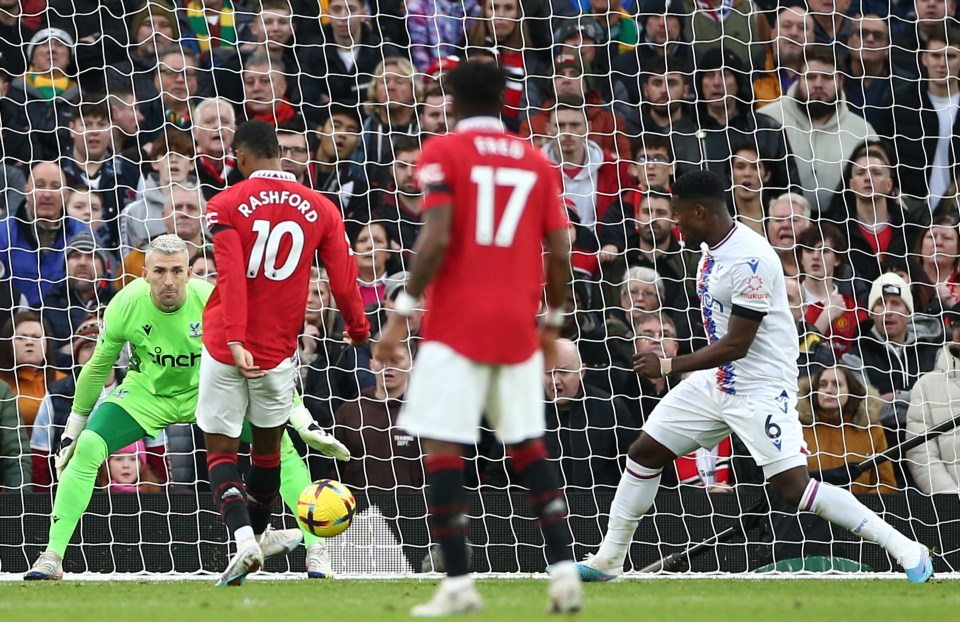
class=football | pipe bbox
[296,479,357,537]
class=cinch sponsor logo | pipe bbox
[147,347,201,368]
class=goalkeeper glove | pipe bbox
[55,413,89,479]
[289,406,351,462]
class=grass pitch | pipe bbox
[1,578,955,621]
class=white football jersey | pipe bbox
[695,223,800,397]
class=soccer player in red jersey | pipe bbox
[374,61,581,616]
[197,120,370,586]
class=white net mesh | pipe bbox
[0,0,959,577]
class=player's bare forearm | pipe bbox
[672,314,761,374]
[543,228,572,310]
[405,205,452,298]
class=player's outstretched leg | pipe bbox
[775,468,932,583]
[276,431,328,578]
[412,448,483,617]
[577,433,674,582]
[508,439,581,613]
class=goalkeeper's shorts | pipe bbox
[100,381,198,439]
[643,369,808,479]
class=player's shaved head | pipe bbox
[447,60,507,120]
[672,170,727,211]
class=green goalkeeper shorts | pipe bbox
[99,383,199,439]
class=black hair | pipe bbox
[672,170,726,208]
[233,120,280,159]
[446,60,506,118]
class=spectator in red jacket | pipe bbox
[541,97,629,230]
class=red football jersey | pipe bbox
[417,117,568,364]
[203,170,369,369]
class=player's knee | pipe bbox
[72,431,109,468]
[627,433,674,470]
[768,468,811,508]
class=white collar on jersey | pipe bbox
[455,116,505,133]
[249,169,297,181]
[708,222,739,251]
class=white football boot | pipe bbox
[306,542,334,579]
[257,526,303,559]
[411,576,483,617]
[24,551,64,581]
[216,539,264,587]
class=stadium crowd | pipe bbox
[1,0,960,500]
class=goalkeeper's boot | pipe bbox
[24,551,63,581]
[575,553,622,582]
[904,545,934,583]
[411,575,483,617]
[547,561,583,614]
[257,526,303,559]
[216,539,263,587]
[306,542,334,579]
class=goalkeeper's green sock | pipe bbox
[47,431,110,557]
[278,432,322,547]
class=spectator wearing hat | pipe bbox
[0,371,29,490]
[758,45,877,213]
[843,273,943,432]
[4,27,77,161]
[906,303,960,494]
[692,49,798,194]
[464,0,548,131]
[679,0,771,70]
[0,162,91,308]
[43,232,115,361]
[541,98,629,230]
[298,0,406,125]
[753,5,815,107]
[29,316,118,488]
[407,0,480,73]
[554,18,614,99]
[520,52,630,158]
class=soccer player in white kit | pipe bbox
[577,170,933,582]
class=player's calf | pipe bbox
[424,453,470,577]
[245,452,281,534]
[208,452,253,540]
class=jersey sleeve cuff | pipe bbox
[731,304,767,322]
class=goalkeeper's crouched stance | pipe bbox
[24,235,349,581]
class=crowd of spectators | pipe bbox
[0,0,959,501]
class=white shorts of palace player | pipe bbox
[196,347,297,438]
[643,369,808,479]
[399,341,546,444]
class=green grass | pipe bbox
[1,578,956,621]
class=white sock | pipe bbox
[800,479,920,568]
[442,574,475,590]
[234,526,255,544]
[595,458,661,570]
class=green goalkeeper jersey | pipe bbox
[73,278,215,416]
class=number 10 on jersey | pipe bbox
[246,219,306,281]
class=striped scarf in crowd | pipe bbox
[186,0,237,52]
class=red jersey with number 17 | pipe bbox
[417,117,568,365]
[203,170,369,369]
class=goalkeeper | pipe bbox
[25,235,347,581]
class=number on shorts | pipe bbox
[764,414,782,439]
[247,220,305,281]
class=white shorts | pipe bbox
[196,347,296,438]
[643,370,808,479]
[398,341,545,445]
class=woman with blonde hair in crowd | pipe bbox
[799,365,898,494]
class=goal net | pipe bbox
[0,0,959,578]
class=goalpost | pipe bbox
[1,0,959,578]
